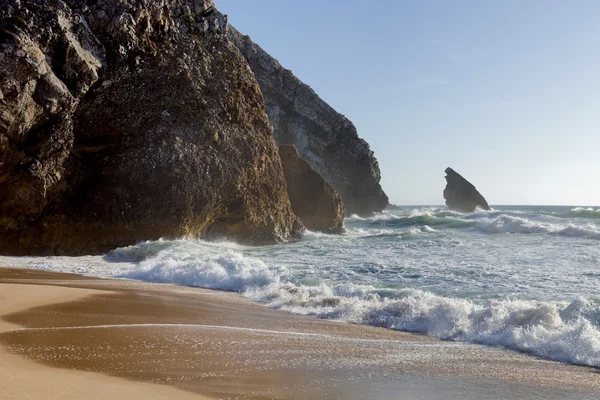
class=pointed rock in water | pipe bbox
[279,145,345,234]
[228,27,388,217]
[0,0,303,255]
[443,168,490,213]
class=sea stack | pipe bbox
[279,145,345,234]
[228,27,388,216]
[0,0,303,255]
[443,168,490,212]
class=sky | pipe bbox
[217,0,600,206]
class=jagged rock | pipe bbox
[279,144,344,234]
[0,0,303,255]
[228,27,388,216]
[443,168,490,213]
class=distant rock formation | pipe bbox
[443,168,490,213]
[0,0,303,255]
[279,145,344,234]
[228,27,388,216]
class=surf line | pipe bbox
[8,323,434,345]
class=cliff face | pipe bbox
[0,0,303,255]
[228,27,388,216]
[443,168,490,213]
[279,144,344,234]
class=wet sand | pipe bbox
[1,267,599,399]
[0,269,208,399]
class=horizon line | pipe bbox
[388,204,599,207]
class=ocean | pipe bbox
[2,206,600,368]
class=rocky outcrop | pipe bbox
[0,0,303,255]
[228,27,388,216]
[278,144,344,234]
[443,168,490,212]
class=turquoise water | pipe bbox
[2,206,600,367]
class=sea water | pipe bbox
[2,206,600,367]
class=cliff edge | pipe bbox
[443,168,490,213]
[0,0,303,255]
[228,27,388,216]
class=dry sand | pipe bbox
[1,267,599,399]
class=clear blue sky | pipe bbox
[217,0,600,206]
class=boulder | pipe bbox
[443,168,490,212]
[0,0,303,255]
[279,145,344,234]
[229,27,388,216]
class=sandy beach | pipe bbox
[1,267,599,400]
[0,269,208,400]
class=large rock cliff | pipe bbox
[228,27,388,216]
[279,144,344,234]
[0,0,303,255]
[443,168,490,213]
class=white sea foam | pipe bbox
[344,227,401,239]
[569,207,600,219]
[346,214,367,221]
[483,215,551,234]
[125,249,277,291]
[558,225,600,239]
[482,215,600,239]
[3,205,600,369]
[115,244,600,367]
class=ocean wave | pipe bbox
[106,239,180,262]
[5,205,600,369]
[106,238,248,263]
[355,214,476,230]
[123,248,277,291]
[482,215,550,234]
[568,207,600,219]
[119,245,600,367]
[347,208,524,233]
[347,209,438,222]
[251,286,600,367]
[558,225,600,240]
[301,230,340,241]
[343,225,437,240]
[482,215,600,239]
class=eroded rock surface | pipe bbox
[229,27,388,216]
[443,168,490,213]
[0,0,303,255]
[279,144,344,234]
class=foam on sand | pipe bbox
[119,244,600,367]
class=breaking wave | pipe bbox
[483,215,600,239]
[353,208,600,240]
[568,207,600,219]
[118,242,600,367]
[348,210,477,230]
[3,205,600,370]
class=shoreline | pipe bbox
[1,267,599,399]
[0,269,210,400]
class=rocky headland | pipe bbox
[228,27,389,216]
[0,0,304,255]
[443,167,490,212]
[279,144,344,234]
